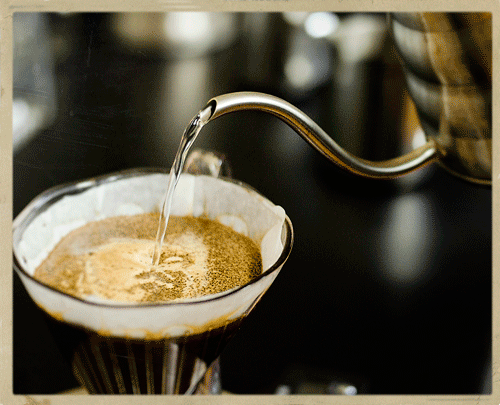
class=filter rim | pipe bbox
[12,168,293,309]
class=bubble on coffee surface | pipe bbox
[33,213,262,304]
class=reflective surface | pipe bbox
[205,91,440,178]
[390,13,492,185]
[12,12,491,395]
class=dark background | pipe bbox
[13,13,491,395]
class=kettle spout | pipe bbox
[205,92,439,179]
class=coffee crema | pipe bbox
[33,213,262,304]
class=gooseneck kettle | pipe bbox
[204,13,492,186]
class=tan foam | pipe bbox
[33,214,262,303]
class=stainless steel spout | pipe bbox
[205,92,439,180]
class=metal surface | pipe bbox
[12,12,491,395]
[390,13,492,185]
[207,91,439,178]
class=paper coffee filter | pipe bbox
[16,173,171,273]
[14,171,290,338]
[192,175,287,270]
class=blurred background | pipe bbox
[13,12,491,395]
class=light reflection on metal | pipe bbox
[111,13,239,58]
[282,12,309,27]
[284,55,316,90]
[411,127,427,150]
[163,12,212,46]
[304,12,340,39]
[378,193,438,287]
[13,13,56,152]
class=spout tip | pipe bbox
[199,100,216,124]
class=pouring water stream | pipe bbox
[151,91,442,265]
[151,104,214,266]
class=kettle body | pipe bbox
[390,12,491,185]
[202,13,492,186]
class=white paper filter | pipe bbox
[14,172,289,339]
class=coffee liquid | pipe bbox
[26,105,271,394]
[70,319,243,394]
[33,212,263,394]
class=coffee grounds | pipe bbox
[34,214,262,303]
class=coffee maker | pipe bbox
[12,11,492,395]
